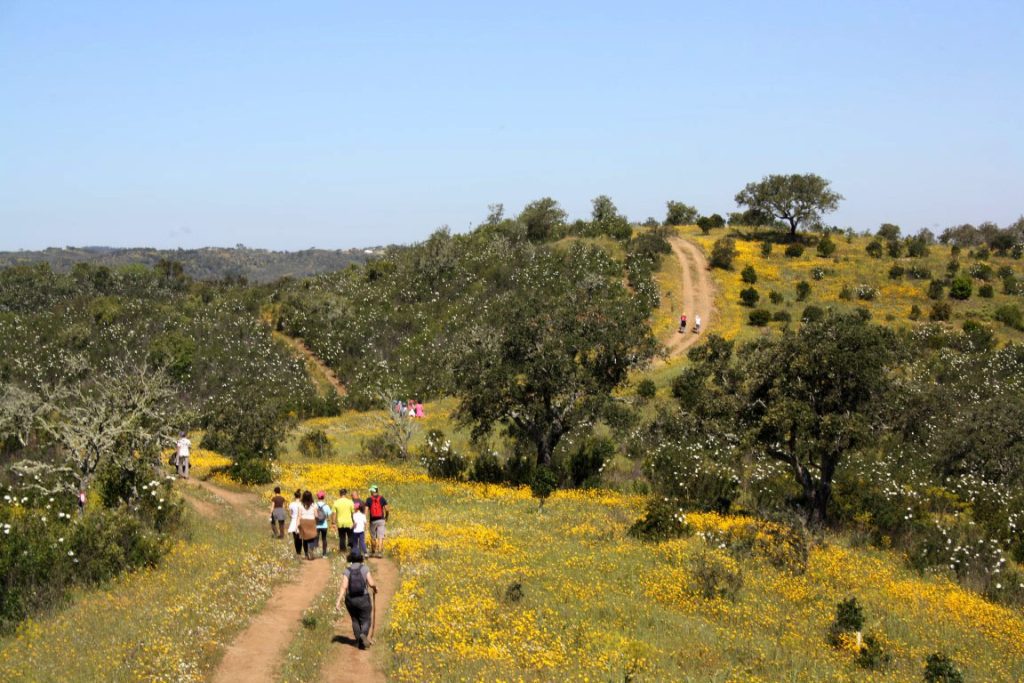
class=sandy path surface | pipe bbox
[661,236,716,360]
[275,332,347,398]
[321,556,399,683]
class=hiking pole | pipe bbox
[370,588,377,644]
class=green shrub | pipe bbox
[768,290,784,304]
[748,309,771,326]
[994,304,1023,330]
[710,236,738,270]
[855,634,892,671]
[827,597,864,646]
[801,305,824,322]
[420,429,467,480]
[569,437,614,487]
[976,245,991,260]
[772,310,791,323]
[816,234,837,257]
[907,265,933,280]
[361,433,402,461]
[979,283,994,298]
[636,378,656,399]
[927,280,945,300]
[760,241,772,257]
[469,450,505,484]
[741,265,757,284]
[739,287,760,307]
[929,302,952,322]
[906,235,930,257]
[839,285,853,300]
[886,239,904,258]
[228,457,274,484]
[671,367,705,408]
[690,548,743,600]
[909,304,921,321]
[855,284,878,301]
[961,320,995,351]
[866,240,883,258]
[298,429,332,459]
[1003,275,1020,295]
[969,263,994,281]
[946,259,960,276]
[628,496,691,541]
[923,653,964,683]
[796,281,811,301]
[888,265,904,279]
[949,275,972,300]
[784,242,805,258]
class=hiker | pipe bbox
[366,485,389,558]
[269,486,287,539]
[315,491,332,557]
[679,314,687,333]
[175,431,191,479]
[415,401,424,419]
[693,314,702,333]
[351,502,367,556]
[76,490,86,517]
[298,490,319,560]
[332,488,355,553]
[335,551,377,650]
[287,489,303,555]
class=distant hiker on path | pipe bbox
[415,401,425,418]
[693,314,702,333]
[679,314,687,333]
[366,485,390,558]
[335,551,378,650]
[269,486,287,539]
[332,488,355,553]
[175,431,191,479]
[298,490,319,560]
[315,491,331,557]
[351,502,367,556]
[287,489,303,556]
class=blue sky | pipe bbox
[1,1,1022,250]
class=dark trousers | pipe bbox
[291,532,302,555]
[345,594,372,642]
[338,527,353,552]
[318,528,328,555]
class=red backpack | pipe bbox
[369,495,384,519]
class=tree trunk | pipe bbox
[788,220,798,239]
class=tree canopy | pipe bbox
[735,173,843,238]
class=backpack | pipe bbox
[315,502,327,523]
[369,495,384,519]
[348,564,367,597]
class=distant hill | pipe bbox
[0,245,382,282]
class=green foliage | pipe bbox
[469,449,504,484]
[636,378,656,399]
[760,240,773,257]
[827,597,864,645]
[709,237,738,270]
[801,305,824,322]
[664,201,698,226]
[855,634,892,671]
[740,265,757,284]
[961,320,995,351]
[748,309,771,326]
[784,242,805,258]
[949,275,973,300]
[519,197,567,242]
[923,653,964,683]
[876,223,901,241]
[772,310,791,323]
[360,433,402,461]
[906,235,930,257]
[530,465,559,508]
[929,302,951,321]
[739,286,760,306]
[909,304,922,321]
[568,436,613,487]
[734,173,843,237]
[690,548,743,600]
[866,240,883,258]
[768,290,784,304]
[906,265,932,279]
[887,239,904,258]
[888,264,904,279]
[816,234,836,257]
[696,213,726,235]
[628,496,691,541]
[795,280,811,301]
[298,429,333,459]
[994,304,1023,330]
[978,283,994,298]
[927,280,945,300]
[420,429,468,480]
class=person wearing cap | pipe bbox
[365,485,390,558]
[315,491,332,557]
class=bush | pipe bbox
[1003,275,1020,295]
[979,283,994,298]
[923,653,964,683]
[907,265,933,280]
[361,433,402,461]
[855,634,892,671]
[826,597,864,646]
[420,429,467,480]
[796,281,811,301]
[748,309,771,326]
[772,310,791,323]
[927,280,945,300]
[636,378,656,399]
[816,234,836,257]
[976,245,991,260]
[946,259,960,276]
[760,241,772,257]
[784,242,805,258]
[740,265,757,284]
[866,240,883,258]
[690,548,743,600]
[887,239,904,258]
[739,287,760,307]
[929,302,952,322]
[909,304,921,321]
[297,429,333,459]
[670,367,705,408]
[838,285,853,300]
[628,496,691,541]
[969,263,994,281]
[469,450,505,484]
[888,265,905,279]
[228,457,274,484]
[994,304,1023,330]
[949,275,973,300]
[768,290,784,304]
[709,236,737,270]
[569,437,614,487]
[855,284,878,301]
[961,320,995,351]
[906,235,930,257]
[801,305,824,323]
[811,266,827,281]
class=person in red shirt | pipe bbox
[365,485,390,558]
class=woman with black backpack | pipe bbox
[335,551,378,649]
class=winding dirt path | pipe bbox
[321,556,399,683]
[275,332,347,398]
[662,236,716,359]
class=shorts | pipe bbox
[370,519,386,540]
[271,508,286,522]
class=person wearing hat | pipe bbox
[365,485,390,558]
[315,491,332,557]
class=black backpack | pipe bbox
[348,564,367,597]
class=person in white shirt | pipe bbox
[287,489,303,556]
[175,432,191,479]
[351,504,367,556]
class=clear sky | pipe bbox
[2,1,1022,250]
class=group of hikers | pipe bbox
[679,312,701,334]
[269,485,390,648]
[392,399,424,418]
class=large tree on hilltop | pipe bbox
[735,173,843,238]
[454,243,657,466]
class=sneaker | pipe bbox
[358,635,368,649]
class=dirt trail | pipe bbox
[275,332,347,398]
[661,236,716,360]
[319,556,399,682]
